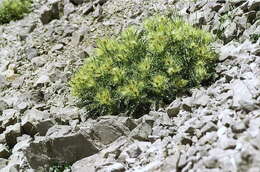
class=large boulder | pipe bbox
[24,126,99,169]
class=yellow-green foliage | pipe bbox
[70,16,217,117]
[0,0,32,24]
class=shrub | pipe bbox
[70,16,217,118]
[0,0,32,24]
[250,33,260,43]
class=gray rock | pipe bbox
[166,99,181,117]
[0,135,5,145]
[96,162,126,172]
[0,158,8,170]
[182,97,192,111]
[46,125,72,137]
[0,75,7,89]
[70,0,84,5]
[0,163,20,172]
[200,122,218,135]
[21,109,50,136]
[71,30,85,47]
[248,0,260,11]
[0,100,8,115]
[51,43,64,52]
[40,0,62,24]
[72,136,130,172]
[129,122,152,141]
[192,89,210,107]
[0,144,10,159]
[25,48,38,59]
[34,75,51,87]
[24,131,99,169]
[16,134,32,143]
[93,4,103,18]
[232,121,247,133]
[0,109,17,129]
[81,3,94,15]
[50,106,80,122]
[232,80,258,111]
[36,119,55,136]
[218,136,236,150]
[223,22,237,43]
[204,157,219,169]
[71,154,104,172]
[64,2,75,16]
[4,123,22,147]
[92,118,130,145]
[119,141,151,161]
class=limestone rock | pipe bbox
[4,123,22,147]
[40,0,63,24]
[21,109,50,136]
[91,117,130,145]
[0,144,10,159]
[24,130,99,169]
[232,80,258,111]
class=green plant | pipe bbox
[250,33,260,43]
[70,16,217,118]
[49,163,71,172]
[0,0,32,24]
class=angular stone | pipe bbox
[21,109,50,136]
[223,22,237,43]
[193,90,210,107]
[0,75,7,89]
[129,122,152,141]
[36,119,55,136]
[232,80,258,111]
[0,144,10,159]
[4,123,22,147]
[166,99,181,117]
[40,0,62,24]
[200,122,218,135]
[64,2,75,16]
[92,118,130,145]
[24,131,99,169]
[231,121,247,133]
[182,97,192,111]
[0,163,20,172]
[70,0,84,5]
[0,109,17,129]
[71,30,85,47]
[248,0,260,11]
[0,100,8,115]
[72,137,130,172]
[95,162,126,172]
[34,75,51,87]
[0,158,8,170]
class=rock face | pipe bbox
[0,0,260,171]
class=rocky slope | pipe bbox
[0,0,259,171]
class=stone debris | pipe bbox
[0,0,259,171]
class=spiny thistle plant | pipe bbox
[0,0,32,24]
[70,16,217,118]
